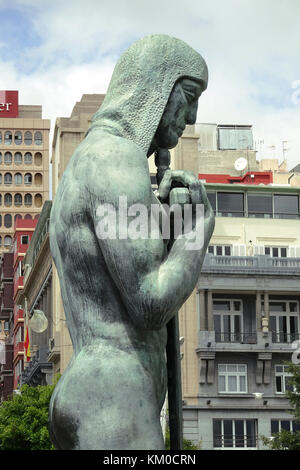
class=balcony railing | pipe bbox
[203,254,300,275]
[14,341,24,361]
[214,435,258,449]
[215,332,257,344]
[271,332,300,344]
[14,308,24,328]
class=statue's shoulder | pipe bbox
[76,130,150,202]
[84,129,146,165]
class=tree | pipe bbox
[262,363,300,450]
[0,378,59,450]
[164,426,201,450]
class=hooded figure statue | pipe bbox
[49,34,214,450]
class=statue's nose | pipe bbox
[185,102,198,125]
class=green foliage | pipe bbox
[262,363,300,450]
[164,426,201,450]
[261,430,300,450]
[0,374,60,450]
[285,363,300,421]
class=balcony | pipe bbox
[20,346,52,386]
[13,341,24,361]
[271,332,300,344]
[14,308,24,329]
[202,254,300,276]
[13,276,24,299]
[215,332,257,344]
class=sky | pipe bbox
[0,0,299,174]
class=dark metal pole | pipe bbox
[166,314,183,450]
[155,149,183,450]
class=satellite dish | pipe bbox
[234,157,247,171]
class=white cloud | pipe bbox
[2,0,300,170]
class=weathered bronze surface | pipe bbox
[49,34,214,450]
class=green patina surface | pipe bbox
[48,34,214,450]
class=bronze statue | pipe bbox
[49,34,214,450]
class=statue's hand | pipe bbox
[157,169,201,205]
[158,169,215,243]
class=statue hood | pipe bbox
[88,34,208,154]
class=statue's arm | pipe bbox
[88,145,214,330]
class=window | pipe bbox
[24,173,32,184]
[34,193,42,207]
[0,152,2,163]
[0,236,2,246]
[4,214,12,228]
[0,215,1,226]
[14,152,22,165]
[14,173,22,185]
[248,193,272,218]
[24,152,32,164]
[265,246,287,258]
[34,173,42,185]
[217,192,244,217]
[15,214,22,221]
[0,194,2,205]
[269,301,299,343]
[213,419,257,448]
[24,194,32,206]
[0,174,2,184]
[4,235,11,246]
[21,235,29,245]
[16,326,23,344]
[34,131,42,145]
[207,192,216,213]
[24,131,32,145]
[34,152,42,166]
[218,125,253,150]
[4,152,12,164]
[274,194,299,219]
[271,420,300,434]
[4,131,12,145]
[208,245,231,256]
[14,131,22,145]
[15,359,23,382]
[14,193,22,206]
[0,132,2,143]
[24,214,32,219]
[275,365,294,394]
[218,364,247,393]
[4,173,12,184]
[4,193,12,206]
[213,299,242,342]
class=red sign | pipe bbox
[0,91,18,118]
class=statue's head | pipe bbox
[89,35,208,154]
[149,77,204,154]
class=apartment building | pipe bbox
[12,218,37,390]
[0,253,13,400]
[18,201,53,387]
[180,182,300,449]
[0,90,50,253]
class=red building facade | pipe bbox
[12,218,37,390]
[0,218,37,399]
[198,171,273,185]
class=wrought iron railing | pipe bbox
[271,332,300,344]
[213,435,258,448]
[215,332,257,344]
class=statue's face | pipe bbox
[153,78,203,150]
